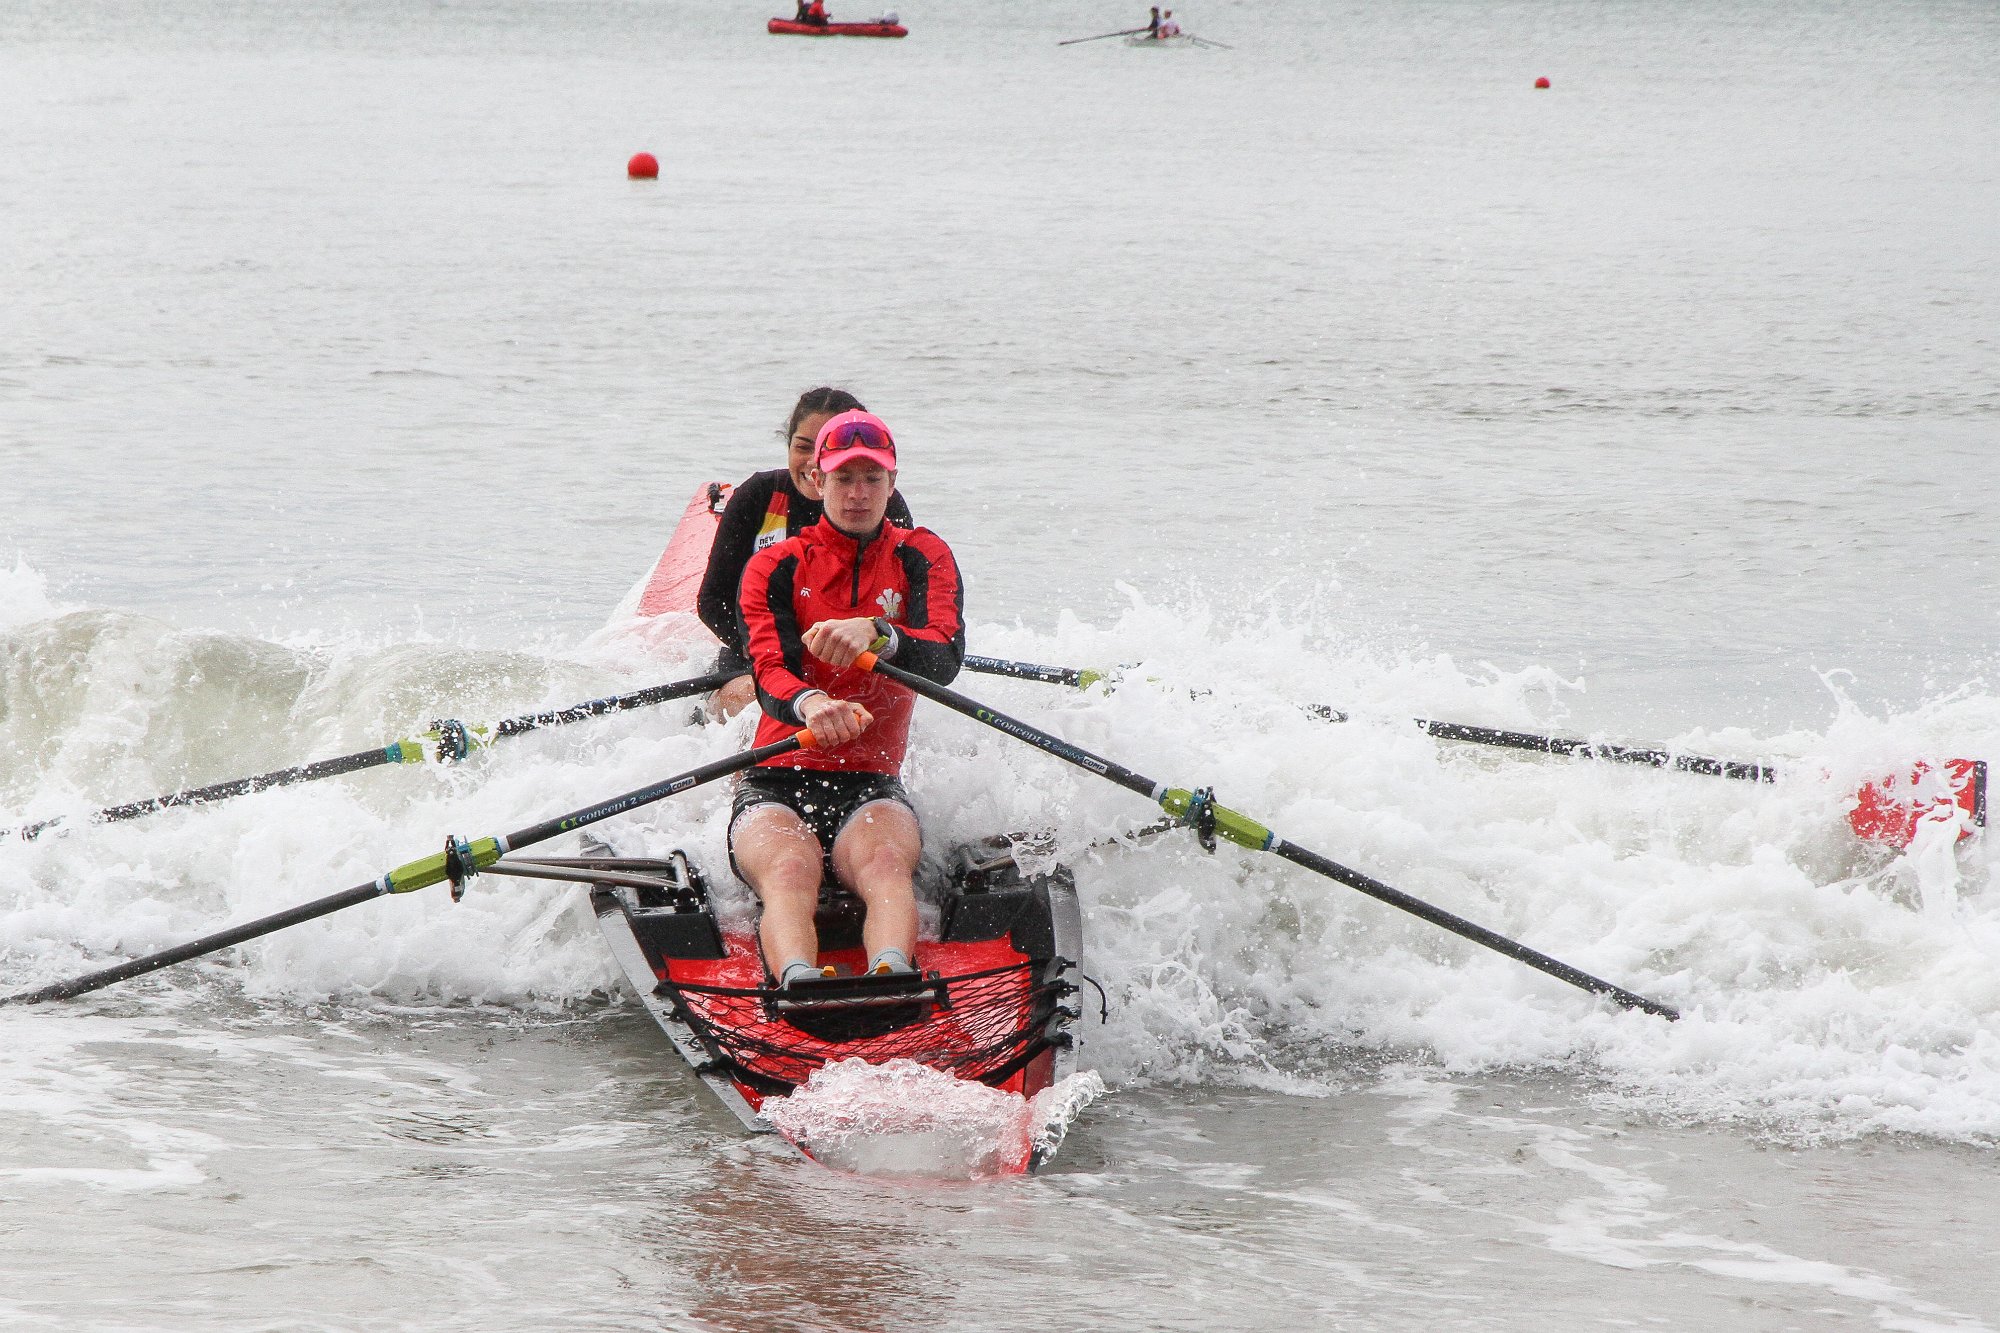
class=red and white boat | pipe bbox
[767,17,908,37]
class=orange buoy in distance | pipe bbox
[628,152,659,179]
[1534,76,1551,89]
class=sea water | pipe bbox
[4,0,1999,1328]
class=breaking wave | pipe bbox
[2,559,1996,1146]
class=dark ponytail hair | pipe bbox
[783,386,866,442]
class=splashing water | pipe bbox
[2,561,1997,1146]
[759,1058,1107,1178]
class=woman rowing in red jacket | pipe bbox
[732,410,964,990]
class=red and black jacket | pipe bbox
[738,518,964,774]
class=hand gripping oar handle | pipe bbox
[0,729,811,1006]
[4,669,739,843]
[861,653,1678,1021]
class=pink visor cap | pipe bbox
[813,410,898,473]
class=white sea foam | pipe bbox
[2,589,1995,1149]
[1368,1068,1997,1332]
[0,560,73,632]
[759,1057,1104,1177]
[0,1012,225,1194]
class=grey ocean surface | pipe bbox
[4,1,1999,1329]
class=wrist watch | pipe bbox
[868,617,894,656]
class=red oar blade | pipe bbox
[1848,759,1988,848]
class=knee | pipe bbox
[754,851,823,898]
[866,842,919,878]
[844,842,918,893]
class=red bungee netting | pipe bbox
[661,960,1073,1096]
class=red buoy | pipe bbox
[1534,76,1551,89]
[627,152,659,179]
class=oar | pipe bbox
[0,727,813,1006]
[962,655,1985,848]
[1301,705,1776,782]
[1189,36,1234,49]
[3,669,736,843]
[864,655,1678,1020]
[1058,26,1149,45]
[964,655,1112,690]
[965,655,1769,779]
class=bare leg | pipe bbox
[830,801,921,964]
[731,804,825,974]
[708,674,758,722]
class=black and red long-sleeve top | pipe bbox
[697,469,912,660]
[738,518,964,774]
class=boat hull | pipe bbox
[591,479,1091,1171]
[588,840,1085,1170]
[768,18,908,37]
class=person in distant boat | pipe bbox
[1158,10,1181,37]
[1145,6,1161,33]
[697,387,913,721]
[802,0,829,25]
[732,410,964,990]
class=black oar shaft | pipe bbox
[500,735,800,852]
[0,883,384,1006]
[6,669,739,843]
[2,733,804,1006]
[1057,26,1146,44]
[1404,717,1774,782]
[492,670,735,739]
[1263,839,1678,1019]
[12,747,404,842]
[964,655,1098,688]
[868,654,1677,1021]
[919,679,1162,803]
[969,656,1772,785]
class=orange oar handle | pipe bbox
[854,650,880,672]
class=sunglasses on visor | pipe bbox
[816,420,896,465]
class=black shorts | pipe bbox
[713,642,751,678]
[727,767,914,880]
